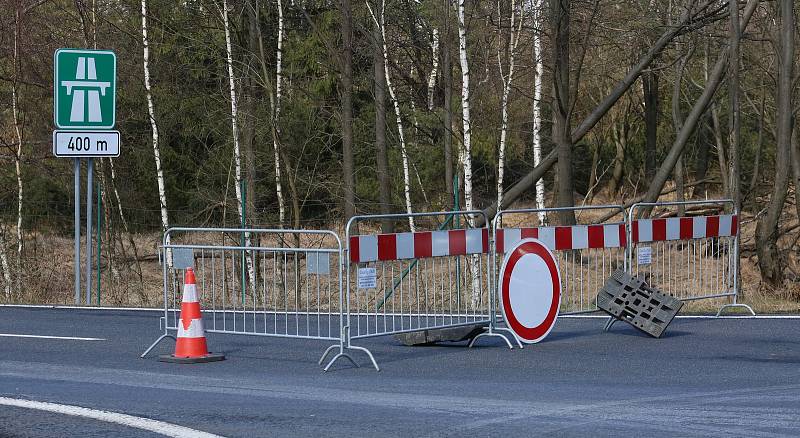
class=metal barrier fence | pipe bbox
[141,202,754,372]
[327,210,518,370]
[493,205,627,316]
[141,227,348,366]
[628,200,754,316]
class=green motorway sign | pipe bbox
[54,49,116,129]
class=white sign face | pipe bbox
[637,246,652,265]
[499,238,561,344]
[357,267,377,289]
[53,130,120,157]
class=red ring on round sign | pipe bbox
[499,238,561,343]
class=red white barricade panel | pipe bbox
[349,229,489,263]
[631,214,738,244]
[495,223,626,253]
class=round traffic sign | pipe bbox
[499,238,561,343]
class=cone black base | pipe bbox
[158,352,225,364]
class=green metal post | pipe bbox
[96,180,102,306]
[454,174,461,302]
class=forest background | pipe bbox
[1,0,799,310]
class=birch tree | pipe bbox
[367,0,415,230]
[140,0,169,240]
[221,0,256,293]
[495,0,523,226]
[531,0,545,222]
[11,7,23,291]
[427,28,439,111]
[456,0,473,217]
[454,0,481,308]
[273,0,286,228]
[0,227,10,299]
[253,0,287,228]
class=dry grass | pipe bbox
[3,191,799,314]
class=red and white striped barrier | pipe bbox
[349,229,489,263]
[495,223,627,253]
[631,214,738,244]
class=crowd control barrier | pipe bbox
[325,210,519,370]
[493,205,628,316]
[142,200,754,372]
[628,200,754,316]
[141,227,350,368]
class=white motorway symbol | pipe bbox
[53,130,120,157]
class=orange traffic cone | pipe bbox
[159,268,225,363]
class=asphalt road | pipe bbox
[0,307,798,437]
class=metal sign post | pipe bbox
[54,48,119,305]
[74,159,81,304]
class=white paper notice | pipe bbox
[637,246,652,265]
[358,267,377,289]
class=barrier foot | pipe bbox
[716,303,756,317]
[603,316,618,332]
[468,328,521,350]
[348,345,380,372]
[318,344,339,366]
[323,352,359,372]
[141,333,176,358]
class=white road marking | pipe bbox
[0,334,105,341]
[0,397,224,438]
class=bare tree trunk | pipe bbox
[608,108,628,196]
[747,82,766,196]
[243,5,259,224]
[443,0,454,208]
[710,104,730,195]
[274,0,286,227]
[790,126,800,226]
[11,8,23,292]
[372,0,392,233]
[692,119,710,198]
[639,0,759,211]
[255,0,286,228]
[427,28,439,111]
[707,36,729,195]
[756,0,794,287]
[482,0,728,225]
[221,0,256,293]
[642,70,658,180]
[140,0,169,240]
[586,140,600,203]
[454,0,480,307]
[551,0,575,226]
[456,0,474,218]
[727,0,741,212]
[571,0,718,144]
[368,1,414,230]
[672,48,688,214]
[495,0,523,224]
[0,226,10,299]
[108,159,143,281]
[340,0,356,220]
[532,0,545,221]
